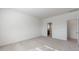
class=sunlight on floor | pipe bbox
[28,45,59,51]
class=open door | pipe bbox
[67,18,78,41]
[67,17,79,45]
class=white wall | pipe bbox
[0,9,79,46]
[42,17,67,40]
[0,9,42,46]
[42,10,79,40]
[67,19,77,39]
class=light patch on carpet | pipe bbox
[28,45,59,51]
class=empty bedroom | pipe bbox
[0,8,79,51]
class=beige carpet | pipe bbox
[0,36,79,51]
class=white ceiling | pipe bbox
[14,8,79,19]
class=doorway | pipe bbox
[67,19,78,42]
[47,23,52,37]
